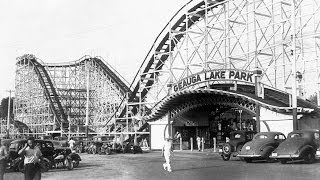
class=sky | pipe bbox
[0,0,189,99]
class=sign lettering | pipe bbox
[173,69,255,92]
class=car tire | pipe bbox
[303,151,315,164]
[40,158,51,172]
[221,154,231,161]
[236,145,243,155]
[244,158,252,163]
[280,159,287,164]
[18,161,24,173]
[66,159,74,170]
[106,148,112,155]
[73,160,79,168]
[222,143,232,155]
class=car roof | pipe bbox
[289,129,320,134]
[10,139,53,144]
[230,130,256,134]
[255,132,284,136]
[254,132,284,137]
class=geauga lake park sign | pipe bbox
[172,69,255,92]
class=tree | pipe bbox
[0,97,14,120]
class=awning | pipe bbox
[142,89,314,122]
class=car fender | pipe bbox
[298,145,315,157]
[260,146,274,158]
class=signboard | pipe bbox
[173,69,255,92]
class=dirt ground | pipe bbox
[4,150,320,180]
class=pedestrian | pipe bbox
[174,131,181,140]
[18,137,43,180]
[69,138,75,150]
[161,138,173,172]
[196,136,201,151]
[0,139,8,180]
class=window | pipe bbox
[256,135,268,139]
[234,134,241,139]
[274,134,285,140]
[315,133,319,140]
[290,133,302,138]
[46,142,53,148]
[278,134,286,140]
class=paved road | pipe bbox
[4,150,320,180]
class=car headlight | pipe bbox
[245,146,250,150]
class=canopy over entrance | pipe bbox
[143,88,316,122]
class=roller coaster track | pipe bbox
[18,56,69,131]
[45,56,130,94]
[18,55,130,133]
[109,0,320,138]
[107,0,216,124]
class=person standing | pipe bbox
[196,136,202,151]
[0,139,8,180]
[161,138,173,172]
[19,137,43,180]
[69,138,75,150]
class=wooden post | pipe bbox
[201,137,204,152]
[190,137,193,151]
[213,137,217,152]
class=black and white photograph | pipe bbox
[0,0,320,179]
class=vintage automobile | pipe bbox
[91,135,115,155]
[50,140,68,149]
[237,132,286,163]
[7,139,53,172]
[270,129,320,164]
[218,130,256,161]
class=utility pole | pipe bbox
[6,90,14,138]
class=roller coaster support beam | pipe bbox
[291,0,298,130]
[253,69,262,132]
[85,60,90,137]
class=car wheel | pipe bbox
[106,148,112,155]
[244,158,252,163]
[40,159,51,172]
[73,160,79,168]
[18,161,24,173]
[303,151,315,164]
[66,159,74,170]
[236,145,243,154]
[221,154,231,161]
[280,159,287,164]
[222,143,232,155]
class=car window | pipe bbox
[18,143,24,150]
[46,142,53,148]
[234,134,241,139]
[256,135,268,139]
[289,133,302,138]
[9,143,16,150]
[246,133,254,139]
[278,134,286,140]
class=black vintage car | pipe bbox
[218,130,256,161]
[7,139,53,172]
[237,132,286,163]
[270,129,320,164]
